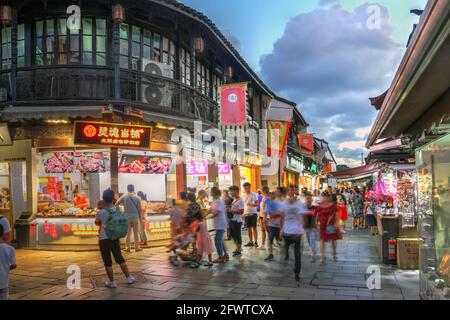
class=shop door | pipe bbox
[0,161,27,240]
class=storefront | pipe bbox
[186,160,209,191]
[13,120,176,249]
[416,134,450,291]
[285,153,303,189]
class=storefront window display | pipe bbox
[239,166,252,188]
[186,160,209,190]
[416,133,450,285]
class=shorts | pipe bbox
[267,226,281,245]
[367,214,376,227]
[99,239,126,267]
[245,215,257,228]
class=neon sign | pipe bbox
[74,121,152,148]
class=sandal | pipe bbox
[213,257,225,264]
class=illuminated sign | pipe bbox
[186,160,208,176]
[74,121,152,148]
[310,163,318,173]
[218,162,231,175]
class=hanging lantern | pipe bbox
[112,4,125,23]
[226,66,233,79]
[194,37,205,54]
[0,5,13,26]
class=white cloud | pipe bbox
[338,140,366,151]
[355,127,371,138]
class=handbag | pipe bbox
[325,214,337,235]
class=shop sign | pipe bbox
[218,162,231,175]
[287,156,303,173]
[119,154,172,174]
[186,160,208,176]
[74,121,152,148]
[310,163,318,173]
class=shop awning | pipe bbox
[0,106,105,121]
[330,163,380,180]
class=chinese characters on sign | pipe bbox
[74,121,152,148]
[218,162,231,175]
[186,161,209,176]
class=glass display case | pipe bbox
[416,133,450,288]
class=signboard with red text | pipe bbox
[74,121,152,149]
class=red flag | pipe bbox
[220,83,247,126]
[298,134,314,153]
[267,121,291,159]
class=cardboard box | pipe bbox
[397,238,422,269]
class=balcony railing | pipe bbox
[16,66,114,101]
[4,66,218,124]
[121,70,219,124]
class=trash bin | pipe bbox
[14,212,37,249]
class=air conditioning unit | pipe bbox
[141,58,173,107]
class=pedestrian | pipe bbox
[223,190,234,241]
[0,214,11,244]
[0,225,16,300]
[207,187,229,263]
[192,211,214,268]
[304,193,319,262]
[116,184,142,252]
[197,189,209,217]
[365,198,378,236]
[279,186,310,282]
[95,189,135,288]
[337,194,348,233]
[258,186,270,251]
[316,193,342,265]
[137,191,148,246]
[351,187,364,229]
[168,197,187,266]
[264,192,282,261]
[242,182,259,248]
[227,186,244,257]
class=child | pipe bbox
[337,195,348,233]
[191,212,214,268]
[0,225,16,300]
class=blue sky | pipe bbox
[179,0,428,166]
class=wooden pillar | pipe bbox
[176,163,186,199]
[208,163,218,188]
[232,164,240,189]
[110,147,119,196]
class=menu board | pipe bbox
[40,151,109,174]
[119,154,172,174]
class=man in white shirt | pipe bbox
[227,186,245,256]
[280,186,310,282]
[242,183,259,248]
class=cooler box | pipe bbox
[397,238,422,269]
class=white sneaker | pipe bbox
[258,245,266,250]
[105,280,117,288]
[127,276,136,285]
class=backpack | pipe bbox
[104,207,129,240]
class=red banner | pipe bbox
[298,134,314,153]
[220,83,247,126]
[267,121,291,159]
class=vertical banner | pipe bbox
[220,82,248,127]
[267,121,291,159]
[298,134,314,154]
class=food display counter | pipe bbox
[31,213,171,249]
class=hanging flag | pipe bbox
[267,120,291,159]
[220,82,248,127]
[298,134,314,153]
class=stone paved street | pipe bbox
[8,228,419,300]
